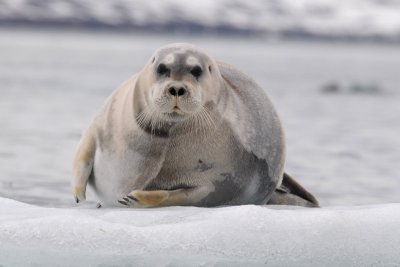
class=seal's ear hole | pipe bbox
[190,66,203,79]
[151,57,155,63]
[208,66,212,73]
[157,64,170,77]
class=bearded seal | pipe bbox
[72,43,319,208]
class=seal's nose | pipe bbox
[168,87,187,97]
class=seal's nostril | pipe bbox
[178,88,186,96]
[168,87,186,97]
[169,87,177,96]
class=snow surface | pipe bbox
[0,197,399,266]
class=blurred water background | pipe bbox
[1,0,400,207]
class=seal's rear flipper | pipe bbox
[267,173,319,207]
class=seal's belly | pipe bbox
[147,129,268,205]
[157,126,236,178]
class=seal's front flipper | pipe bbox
[118,186,212,208]
[119,190,170,208]
[72,126,96,203]
[268,173,319,207]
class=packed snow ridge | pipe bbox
[0,197,399,266]
[1,0,400,41]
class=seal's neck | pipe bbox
[135,117,176,139]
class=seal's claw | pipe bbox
[73,186,86,203]
[118,195,139,207]
[127,195,138,201]
[118,199,128,206]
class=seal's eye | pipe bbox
[157,64,170,77]
[190,66,202,79]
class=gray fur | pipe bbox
[194,160,214,172]
[72,43,318,208]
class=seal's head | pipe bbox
[137,43,221,124]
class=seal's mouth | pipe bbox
[162,106,188,121]
[164,111,184,117]
[167,111,183,117]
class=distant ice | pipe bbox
[1,0,400,40]
[0,197,399,266]
[320,82,386,95]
